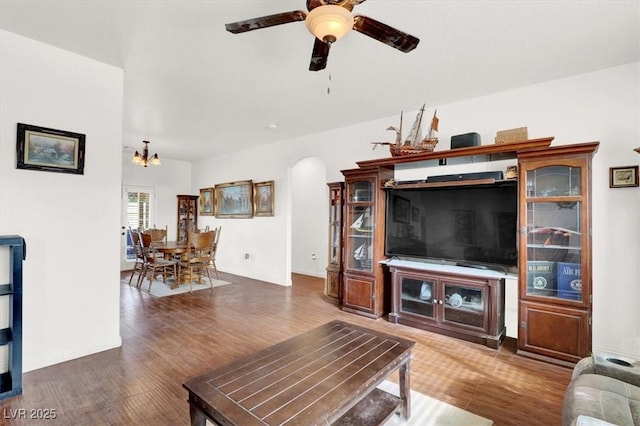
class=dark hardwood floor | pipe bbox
[0,272,572,425]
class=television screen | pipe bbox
[385,181,518,267]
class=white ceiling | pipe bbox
[1,1,638,162]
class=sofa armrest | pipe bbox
[591,353,640,387]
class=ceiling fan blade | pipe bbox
[306,0,323,11]
[353,15,419,53]
[309,38,331,71]
[225,11,306,34]
[307,0,355,12]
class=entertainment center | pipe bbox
[327,137,599,365]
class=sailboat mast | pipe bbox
[412,105,425,146]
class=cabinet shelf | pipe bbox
[527,244,582,250]
[0,328,12,345]
[0,284,12,296]
[357,137,555,168]
[0,235,24,400]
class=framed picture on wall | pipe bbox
[609,165,639,188]
[16,122,86,174]
[253,181,274,217]
[199,188,214,216]
[215,180,253,218]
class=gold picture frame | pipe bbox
[199,188,214,216]
[215,180,253,218]
[254,180,274,217]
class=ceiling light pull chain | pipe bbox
[327,71,331,95]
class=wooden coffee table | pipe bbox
[183,320,415,425]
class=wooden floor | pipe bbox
[0,272,572,425]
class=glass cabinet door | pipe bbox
[525,165,583,301]
[443,283,485,329]
[346,180,374,272]
[399,277,436,319]
[328,184,342,266]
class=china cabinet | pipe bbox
[177,195,199,242]
[341,166,393,318]
[325,182,344,305]
[0,235,25,400]
[517,142,598,366]
[388,261,506,348]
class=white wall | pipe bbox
[0,31,123,371]
[292,157,327,278]
[193,62,640,358]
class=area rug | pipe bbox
[122,277,231,297]
[379,380,493,426]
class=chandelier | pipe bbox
[132,140,161,167]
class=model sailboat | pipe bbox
[372,104,439,156]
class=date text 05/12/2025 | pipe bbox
[3,408,58,420]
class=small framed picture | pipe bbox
[199,188,214,216]
[609,165,639,188]
[254,180,274,217]
[16,123,86,174]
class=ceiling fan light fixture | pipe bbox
[305,5,353,44]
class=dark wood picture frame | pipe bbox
[199,188,214,216]
[253,180,274,217]
[609,165,639,188]
[16,123,85,175]
[215,180,253,218]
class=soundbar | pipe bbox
[426,171,503,183]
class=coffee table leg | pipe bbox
[189,402,207,426]
[398,360,411,419]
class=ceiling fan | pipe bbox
[225,0,420,71]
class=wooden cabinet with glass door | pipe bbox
[517,142,599,366]
[325,182,344,305]
[341,166,393,318]
[177,195,199,242]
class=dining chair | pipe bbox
[179,230,216,293]
[128,228,146,287]
[139,231,178,291]
[210,226,221,279]
[147,225,168,244]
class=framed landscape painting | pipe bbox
[16,123,86,174]
[254,180,274,217]
[215,180,253,218]
[199,188,214,216]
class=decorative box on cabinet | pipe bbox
[387,260,506,349]
[0,235,25,400]
[341,166,393,318]
[177,195,199,242]
[325,182,344,305]
[517,142,598,366]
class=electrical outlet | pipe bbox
[244,253,250,260]
[311,253,317,260]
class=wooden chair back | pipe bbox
[140,232,162,261]
[147,226,167,244]
[131,229,144,260]
[188,230,215,263]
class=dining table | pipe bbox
[151,241,190,288]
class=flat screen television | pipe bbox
[385,181,518,269]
